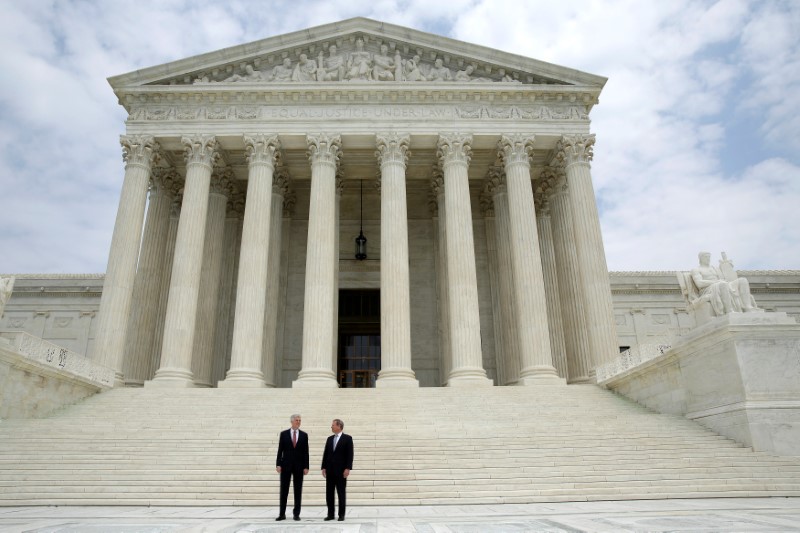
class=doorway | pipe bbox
[338,289,380,388]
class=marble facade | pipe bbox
[2,19,799,392]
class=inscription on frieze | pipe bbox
[129,105,589,122]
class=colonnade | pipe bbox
[93,131,617,388]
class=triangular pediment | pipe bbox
[108,18,606,90]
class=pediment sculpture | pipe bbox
[677,252,761,326]
[190,37,524,86]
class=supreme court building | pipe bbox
[89,17,625,390]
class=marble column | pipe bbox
[332,173,344,376]
[534,182,569,379]
[375,133,419,387]
[543,167,593,383]
[221,135,281,388]
[93,135,159,385]
[498,135,559,383]
[192,168,233,387]
[557,135,619,370]
[149,194,181,382]
[260,168,291,388]
[212,189,244,386]
[436,133,492,387]
[484,168,521,385]
[294,134,341,388]
[149,135,219,387]
[430,170,451,386]
[123,167,179,386]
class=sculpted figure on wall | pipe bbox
[0,276,14,318]
[427,58,452,81]
[271,58,294,82]
[372,44,395,81]
[345,38,372,80]
[182,41,539,85]
[224,64,267,82]
[678,252,760,326]
[292,54,317,82]
[317,45,345,81]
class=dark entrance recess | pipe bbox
[338,289,380,388]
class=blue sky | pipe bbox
[1,0,798,273]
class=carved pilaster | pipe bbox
[210,167,235,197]
[273,166,291,196]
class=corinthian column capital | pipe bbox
[121,135,160,169]
[210,167,235,197]
[556,134,595,167]
[430,166,445,196]
[376,133,411,168]
[150,166,181,199]
[497,134,535,169]
[243,134,281,169]
[306,133,341,170]
[273,166,291,196]
[484,165,506,197]
[182,135,220,168]
[437,133,472,169]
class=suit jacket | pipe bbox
[321,433,353,476]
[276,429,310,472]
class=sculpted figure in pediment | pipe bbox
[372,44,395,81]
[316,44,345,81]
[271,58,294,82]
[345,38,372,80]
[427,58,452,81]
[291,54,317,82]
[403,55,424,81]
[455,65,492,83]
[225,64,267,82]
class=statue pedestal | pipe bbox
[601,312,800,456]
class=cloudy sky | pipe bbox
[1,0,798,274]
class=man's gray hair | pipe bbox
[333,418,344,430]
[290,414,301,423]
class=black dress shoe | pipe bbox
[293,516,300,521]
[338,517,344,521]
[324,516,335,521]
[275,516,286,521]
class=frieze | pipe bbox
[128,104,589,123]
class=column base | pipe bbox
[447,367,494,387]
[519,364,561,381]
[145,367,196,388]
[376,369,419,388]
[218,369,266,388]
[293,368,338,388]
[567,376,595,385]
[516,375,566,386]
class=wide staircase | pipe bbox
[1,385,799,506]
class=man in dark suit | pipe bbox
[321,418,354,521]
[275,414,309,521]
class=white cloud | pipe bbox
[0,0,798,274]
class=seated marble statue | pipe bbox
[679,252,759,325]
[224,64,266,82]
[291,54,317,82]
[0,276,14,317]
[427,58,452,81]
[345,38,372,81]
[270,58,294,82]
[316,45,345,81]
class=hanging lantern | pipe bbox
[355,180,367,260]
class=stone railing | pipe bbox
[596,343,672,383]
[0,332,114,388]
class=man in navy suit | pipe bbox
[321,418,354,521]
[275,414,309,521]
